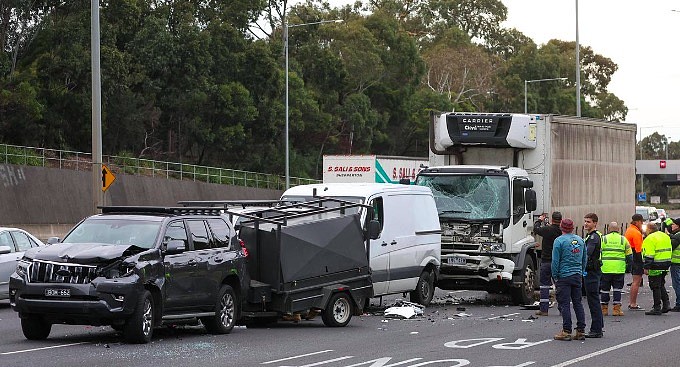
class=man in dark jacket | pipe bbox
[534,211,563,315]
[583,212,604,338]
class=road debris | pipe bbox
[383,300,425,319]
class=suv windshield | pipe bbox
[416,174,510,220]
[63,218,162,249]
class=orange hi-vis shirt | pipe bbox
[625,224,643,253]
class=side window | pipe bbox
[12,232,32,252]
[187,220,210,251]
[207,219,231,249]
[0,231,15,252]
[164,221,188,244]
[367,197,384,236]
[512,180,526,224]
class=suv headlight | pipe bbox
[481,242,506,252]
[16,260,31,278]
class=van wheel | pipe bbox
[123,290,154,344]
[21,315,51,340]
[410,270,434,306]
[322,292,353,327]
[202,285,236,334]
[510,256,535,305]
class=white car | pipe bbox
[0,228,44,299]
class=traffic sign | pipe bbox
[102,164,116,192]
[660,160,667,169]
[637,192,647,202]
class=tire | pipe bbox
[202,285,236,334]
[510,256,536,305]
[123,290,154,344]
[322,292,353,327]
[21,315,51,340]
[410,270,434,306]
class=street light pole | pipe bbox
[284,19,343,190]
[523,77,568,114]
[91,0,103,213]
[575,0,581,117]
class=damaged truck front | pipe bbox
[10,207,249,343]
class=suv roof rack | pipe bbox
[99,206,224,216]
[177,200,282,209]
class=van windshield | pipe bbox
[416,174,510,221]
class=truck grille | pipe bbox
[28,260,98,284]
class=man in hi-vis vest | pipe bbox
[599,222,632,316]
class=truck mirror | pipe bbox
[367,219,381,240]
[164,239,186,254]
[47,237,60,245]
[525,189,537,212]
[399,178,411,185]
[518,179,534,188]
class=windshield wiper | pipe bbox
[440,210,471,214]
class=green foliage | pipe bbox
[0,0,631,181]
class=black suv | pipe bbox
[9,206,249,343]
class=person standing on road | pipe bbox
[552,218,587,341]
[667,218,680,312]
[642,223,672,315]
[599,222,632,316]
[583,213,604,338]
[533,211,563,316]
[625,214,645,310]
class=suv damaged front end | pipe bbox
[10,244,159,326]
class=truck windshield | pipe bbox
[416,174,510,220]
[63,218,161,249]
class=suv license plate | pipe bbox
[447,256,466,265]
[45,288,70,297]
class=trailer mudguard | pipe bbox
[318,284,370,315]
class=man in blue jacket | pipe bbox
[552,218,587,341]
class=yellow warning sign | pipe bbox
[102,164,116,192]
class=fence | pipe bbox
[1,144,319,190]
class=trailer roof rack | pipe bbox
[233,197,372,227]
[99,206,224,216]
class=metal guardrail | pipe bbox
[1,144,319,190]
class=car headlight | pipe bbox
[481,243,506,252]
[16,260,31,278]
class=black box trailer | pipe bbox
[180,198,377,327]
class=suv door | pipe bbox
[162,220,196,311]
[186,219,216,307]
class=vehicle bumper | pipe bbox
[9,273,143,325]
[436,254,515,290]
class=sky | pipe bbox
[313,0,680,142]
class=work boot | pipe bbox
[535,310,549,316]
[612,304,624,316]
[554,329,572,341]
[645,309,663,316]
[601,304,608,316]
[573,329,586,341]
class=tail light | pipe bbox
[239,239,249,257]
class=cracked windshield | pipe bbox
[63,219,162,249]
[417,175,510,220]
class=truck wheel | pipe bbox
[202,285,236,334]
[510,256,536,305]
[410,270,434,306]
[322,292,353,327]
[123,290,154,344]
[21,315,51,340]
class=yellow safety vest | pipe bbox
[642,231,672,276]
[600,232,632,274]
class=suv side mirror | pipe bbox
[525,189,537,212]
[0,245,11,255]
[164,239,186,255]
[47,237,60,245]
[367,219,381,240]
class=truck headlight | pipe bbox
[16,260,31,278]
[481,243,506,252]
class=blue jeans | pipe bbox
[539,261,552,312]
[671,264,680,308]
[555,274,586,332]
[585,272,604,333]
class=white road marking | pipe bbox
[551,324,680,367]
[284,356,354,367]
[487,312,520,320]
[262,350,334,364]
[0,342,88,355]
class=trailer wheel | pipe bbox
[410,270,434,306]
[202,285,236,334]
[510,256,535,305]
[21,315,52,340]
[322,292,353,327]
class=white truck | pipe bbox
[323,155,428,184]
[417,112,636,304]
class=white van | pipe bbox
[281,183,441,305]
